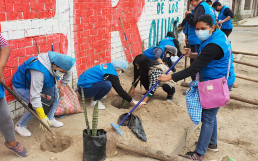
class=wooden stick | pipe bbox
[36,42,40,54]
[230,94,258,105]
[184,57,187,82]
[181,81,190,87]
[0,82,55,136]
[234,60,258,68]
[116,141,189,161]
[233,50,258,57]
[236,74,258,83]
[119,17,134,62]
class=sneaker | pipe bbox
[4,140,28,157]
[208,144,219,152]
[166,95,173,102]
[50,118,64,127]
[15,124,31,137]
[179,152,204,161]
[97,101,106,110]
[90,99,97,107]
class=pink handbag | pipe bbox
[198,51,231,109]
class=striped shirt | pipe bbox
[0,34,9,48]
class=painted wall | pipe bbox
[0,0,184,118]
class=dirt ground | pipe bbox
[0,27,258,161]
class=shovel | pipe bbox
[0,81,55,136]
[111,55,184,136]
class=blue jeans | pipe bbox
[13,85,60,127]
[195,85,232,156]
[78,81,112,101]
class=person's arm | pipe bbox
[159,43,224,82]
[30,70,45,109]
[218,8,233,24]
[186,5,205,26]
[0,35,10,81]
[104,74,133,103]
[143,68,163,103]
[154,48,163,63]
[173,39,182,57]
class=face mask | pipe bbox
[190,5,195,11]
[195,29,211,41]
[117,70,123,76]
[53,70,65,78]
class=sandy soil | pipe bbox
[0,27,258,161]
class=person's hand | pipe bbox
[218,20,223,25]
[58,85,65,97]
[158,74,172,82]
[131,100,146,106]
[183,48,191,57]
[185,10,191,16]
[35,107,52,131]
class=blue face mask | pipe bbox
[195,30,211,41]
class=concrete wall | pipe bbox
[1,0,184,119]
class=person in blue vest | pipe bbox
[78,60,141,110]
[143,32,181,72]
[12,51,75,137]
[183,0,215,80]
[206,0,218,21]
[158,15,235,160]
[0,34,28,157]
[212,1,234,37]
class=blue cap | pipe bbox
[48,51,75,71]
[111,60,128,71]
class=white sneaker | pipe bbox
[15,124,31,137]
[90,100,106,110]
[97,101,106,110]
[49,118,63,128]
[90,99,97,107]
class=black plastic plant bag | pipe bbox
[118,113,147,142]
[83,129,107,161]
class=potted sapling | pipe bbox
[81,87,107,161]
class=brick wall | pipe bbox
[1,0,183,119]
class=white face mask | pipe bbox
[195,29,211,41]
[53,70,65,78]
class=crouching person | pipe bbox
[12,51,75,137]
[78,60,141,110]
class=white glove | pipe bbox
[40,118,52,131]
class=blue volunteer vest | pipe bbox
[78,63,118,88]
[12,56,55,89]
[188,2,215,45]
[0,79,4,99]
[143,46,160,60]
[218,6,233,30]
[198,30,235,85]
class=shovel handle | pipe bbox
[118,55,184,126]
[0,81,55,136]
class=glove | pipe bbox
[131,100,146,106]
[35,107,51,131]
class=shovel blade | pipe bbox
[110,122,123,136]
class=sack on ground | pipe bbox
[186,81,202,125]
[55,85,82,116]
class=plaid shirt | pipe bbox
[148,68,163,97]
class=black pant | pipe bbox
[190,44,200,80]
[221,29,232,37]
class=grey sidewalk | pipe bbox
[238,16,258,27]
